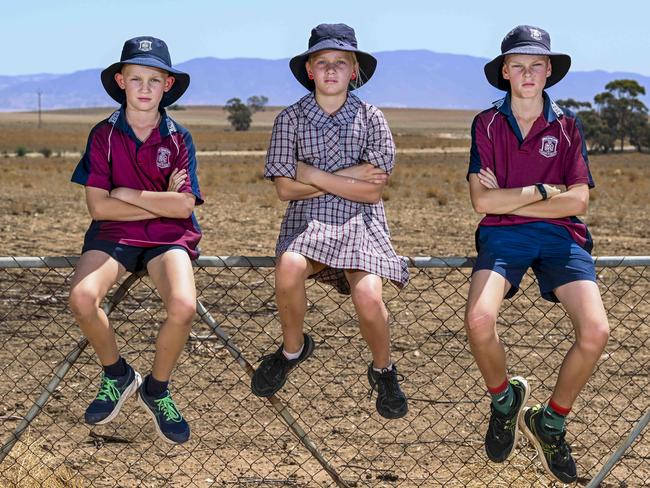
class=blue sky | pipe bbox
[3,0,649,76]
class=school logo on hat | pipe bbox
[156,147,171,169]
[540,136,559,158]
[529,28,543,41]
[138,40,153,52]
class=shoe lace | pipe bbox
[369,368,404,399]
[546,431,573,464]
[154,394,183,423]
[490,412,517,440]
[96,376,120,402]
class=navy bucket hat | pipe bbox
[101,36,190,106]
[484,25,571,91]
[289,23,377,91]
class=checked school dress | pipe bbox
[264,92,409,294]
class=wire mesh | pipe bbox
[0,256,648,487]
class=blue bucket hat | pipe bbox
[289,23,377,91]
[484,25,571,91]
[101,36,190,106]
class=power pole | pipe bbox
[37,90,42,128]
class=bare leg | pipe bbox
[464,270,511,388]
[274,252,326,353]
[550,280,609,408]
[146,249,196,382]
[69,251,126,366]
[345,270,391,368]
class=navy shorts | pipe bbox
[473,222,596,303]
[82,240,188,273]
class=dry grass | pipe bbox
[0,430,85,488]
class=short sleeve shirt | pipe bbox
[71,107,203,258]
[265,92,408,294]
[467,92,594,248]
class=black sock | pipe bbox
[103,357,127,377]
[145,374,169,397]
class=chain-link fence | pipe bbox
[0,256,648,487]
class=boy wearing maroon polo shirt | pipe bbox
[465,26,609,483]
[69,36,202,444]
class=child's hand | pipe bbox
[168,168,187,192]
[478,167,499,189]
[336,163,388,184]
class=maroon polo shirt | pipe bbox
[71,107,203,258]
[468,92,594,248]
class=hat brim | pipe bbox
[101,57,190,106]
[484,48,571,91]
[289,39,377,91]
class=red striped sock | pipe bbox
[549,399,571,416]
[487,377,509,395]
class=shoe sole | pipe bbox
[508,375,530,461]
[89,370,142,426]
[520,407,573,484]
[137,390,188,445]
[251,335,315,398]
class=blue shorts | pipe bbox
[82,240,188,273]
[473,222,596,303]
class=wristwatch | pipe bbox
[535,183,548,200]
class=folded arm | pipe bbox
[510,184,589,218]
[110,187,196,219]
[296,161,387,204]
[85,186,159,221]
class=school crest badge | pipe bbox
[138,40,153,52]
[529,28,542,41]
[539,136,558,158]
[156,147,171,169]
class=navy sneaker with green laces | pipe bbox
[521,404,577,484]
[367,364,408,419]
[84,365,141,425]
[137,385,190,444]
[485,376,530,463]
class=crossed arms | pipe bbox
[85,168,195,221]
[469,167,589,218]
[274,162,389,204]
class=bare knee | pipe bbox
[353,288,386,321]
[69,285,102,321]
[166,295,196,326]
[465,309,497,343]
[577,320,609,355]
[275,254,309,288]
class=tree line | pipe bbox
[557,79,649,153]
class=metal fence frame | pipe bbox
[0,255,648,487]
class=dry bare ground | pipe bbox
[0,108,648,487]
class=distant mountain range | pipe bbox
[1,50,648,111]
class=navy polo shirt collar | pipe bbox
[493,91,564,122]
[493,91,564,143]
[107,106,174,144]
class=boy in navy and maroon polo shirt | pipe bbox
[69,36,202,445]
[465,26,609,483]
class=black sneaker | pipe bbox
[137,384,190,444]
[521,405,577,484]
[367,363,408,419]
[84,364,141,425]
[485,376,530,463]
[251,333,315,397]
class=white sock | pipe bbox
[283,344,304,360]
[373,362,393,373]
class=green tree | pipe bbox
[556,99,614,153]
[247,95,269,113]
[594,79,648,152]
[224,98,252,131]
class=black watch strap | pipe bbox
[535,183,548,200]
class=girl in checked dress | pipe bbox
[250,23,409,419]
